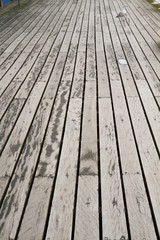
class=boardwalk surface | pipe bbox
[0,0,160,239]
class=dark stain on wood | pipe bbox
[112,197,118,207]
[0,195,10,220]
[0,99,23,148]
[108,162,115,177]
[72,78,83,98]
[9,175,19,193]
[46,144,54,157]
[81,151,96,161]
[5,194,15,219]
[136,196,141,213]
[10,140,21,155]
[50,89,68,144]
[20,166,28,182]
[38,162,48,177]
[0,222,4,234]
[80,167,97,176]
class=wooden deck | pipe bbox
[0,0,160,239]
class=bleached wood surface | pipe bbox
[0,0,160,239]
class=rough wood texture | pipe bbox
[0,0,160,238]
[99,98,128,239]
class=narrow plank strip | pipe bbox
[74,81,99,240]
[99,98,128,239]
[74,176,99,240]
[79,81,98,175]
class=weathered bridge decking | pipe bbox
[0,0,160,239]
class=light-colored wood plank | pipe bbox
[99,98,128,239]
[80,82,97,172]
[96,51,110,98]
[17,177,53,240]
[71,51,85,99]
[74,176,99,240]
[45,99,82,240]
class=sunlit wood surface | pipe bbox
[0,0,160,239]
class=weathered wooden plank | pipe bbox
[99,98,128,239]
[45,99,82,240]
[86,48,96,81]
[71,52,85,99]
[80,81,98,175]
[95,0,102,33]
[17,177,53,240]
[81,0,90,32]
[100,0,120,83]
[78,31,87,52]
[96,51,110,98]
[74,176,99,240]
[74,79,99,239]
